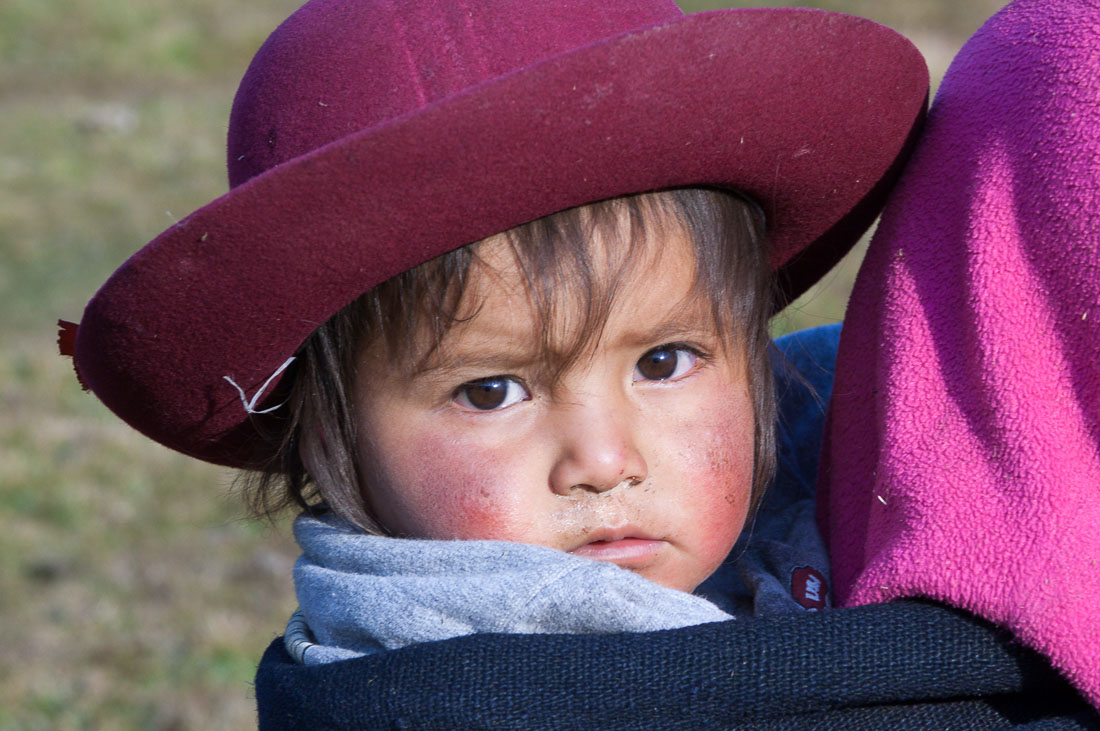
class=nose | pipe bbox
[548,399,648,496]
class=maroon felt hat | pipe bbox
[67,0,927,467]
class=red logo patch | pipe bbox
[791,567,828,611]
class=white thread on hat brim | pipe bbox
[224,356,296,414]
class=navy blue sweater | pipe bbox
[255,600,1095,728]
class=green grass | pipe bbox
[2,0,304,727]
[2,0,1006,726]
[689,0,1009,43]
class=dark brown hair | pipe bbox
[239,187,775,532]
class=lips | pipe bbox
[569,527,664,568]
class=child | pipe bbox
[61,0,927,718]
[279,188,818,662]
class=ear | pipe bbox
[298,420,369,506]
[297,425,330,482]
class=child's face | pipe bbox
[353,223,755,593]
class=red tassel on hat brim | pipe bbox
[58,319,90,392]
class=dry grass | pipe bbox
[2,0,1006,727]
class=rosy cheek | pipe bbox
[377,433,531,541]
[695,466,751,551]
[679,405,755,553]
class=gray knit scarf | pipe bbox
[287,489,830,665]
[288,512,734,665]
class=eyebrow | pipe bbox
[614,313,718,349]
[411,321,547,378]
[412,305,719,381]
[416,345,542,378]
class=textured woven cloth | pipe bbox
[256,600,1095,729]
[819,0,1100,710]
[288,513,732,664]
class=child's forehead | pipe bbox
[357,188,758,378]
[416,227,712,366]
[473,201,693,292]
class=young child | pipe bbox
[61,0,926,688]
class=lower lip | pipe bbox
[570,538,664,566]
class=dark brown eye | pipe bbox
[634,346,698,382]
[454,377,529,411]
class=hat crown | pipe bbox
[227,0,681,187]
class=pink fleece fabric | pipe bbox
[820,0,1100,709]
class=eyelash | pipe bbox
[450,343,709,412]
[452,376,531,412]
[632,343,707,383]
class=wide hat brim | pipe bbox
[73,7,927,467]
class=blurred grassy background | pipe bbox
[2,0,1007,727]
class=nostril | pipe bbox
[549,434,649,497]
[570,476,642,494]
